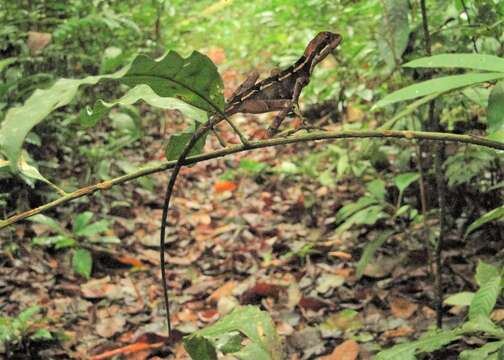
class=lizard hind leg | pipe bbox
[267,77,308,137]
[267,105,292,137]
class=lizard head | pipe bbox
[304,32,342,59]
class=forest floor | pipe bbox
[1,74,500,360]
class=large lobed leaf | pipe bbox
[0,50,223,175]
[122,51,224,114]
[81,85,207,128]
[0,74,120,173]
[165,121,208,161]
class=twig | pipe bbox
[1,129,502,230]
[212,127,227,147]
[460,0,479,53]
[159,93,250,335]
[415,142,433,276]
[420,0,446,329]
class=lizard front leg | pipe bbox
[267,76,308,137]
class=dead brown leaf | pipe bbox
[240,282,285,304]
[320,340,359,360]
[383,325,415,338]
[81,277,115,299]
[177,308,198,322]
[206,47,226,64]
[27,31,51,54]
[186,211,212,226]
[491,309,504,322]
[389,296,418,319]
[197,308,219,322]
[96,307,126,338]
[214,180,238,193]
[345,105,364,123]
[298,296,331,311]
[208,281,238,303]
[328,251,352,260]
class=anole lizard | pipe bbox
[160,32,342,335]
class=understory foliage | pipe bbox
[0,0,504,359]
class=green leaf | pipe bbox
[444,292,475,307]
[356,231,393,279]
[92,235,120,244]
[274,161,299,175]
[183,306,282,360]
[475,260,501,287]
[487,130,504,142]
[12,306,41,334]
[334,196,379,224]
[0,57,16,72]
[335,205,386,234]
[16,306,41,327]
[469,275,502,320]
[404,54,504,73]
[184,336,218,360]
[239,159,268,174]
[462,316,504,338]
[215,332,243,354]
[374,73,504,108]
[75,219,110,237]
[30,329,52,340]
[462,87,491,107]
[72,248,92,279]
[367,179,386,201]
[17,152,66,195]
[165,121,208,161]
[122,51,224,113]
[100,46,125,74]
[0,321,13,344]
[460,340,504,360]
[28,214,65,234]
[0,69,125,173]
[80,84,207,128]
[378,92,440,128]
[377,0,410,69]
[394,204,411,218]
[374,329,462,360]
[73,212,94,234]
[54,237,76,249]
[32,235,75,248]
[115,160,156,191]
[0,50,223,175]
[393,172,419,194]
[488,81,504,134]
[466,205,504,238]
[233,342,273,360]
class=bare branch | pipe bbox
[1,129,502,230]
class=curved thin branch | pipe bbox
[1,129,503,230]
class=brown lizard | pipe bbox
[225,31,342,135]
[160,31,342,336]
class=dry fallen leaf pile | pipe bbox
[1,80,500,359]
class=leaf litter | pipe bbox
[1,95,500,359]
